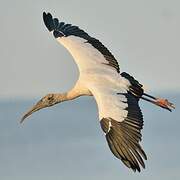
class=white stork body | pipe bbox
[21,12,175,173]
[58,35,131,120]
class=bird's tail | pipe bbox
[121,72,175,111]
[121,72,144,98]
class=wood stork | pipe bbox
[21,12,175,172]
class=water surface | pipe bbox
[0,94,179,180]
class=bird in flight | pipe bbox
[21,12,175,172]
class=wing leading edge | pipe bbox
[43,12,120,73]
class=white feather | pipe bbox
[57,35,130,122]
[57,36,115,73]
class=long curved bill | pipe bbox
[20,100,45,124]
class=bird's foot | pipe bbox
[154,98,175,111]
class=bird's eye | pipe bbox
[47,97,51,100]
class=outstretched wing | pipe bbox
[43,12,147,172]
[43,12,120,73]
[89,83,147,172]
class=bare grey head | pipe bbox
[20,93,62,123]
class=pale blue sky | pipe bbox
[0,0,180,98]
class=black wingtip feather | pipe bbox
[101,115,146,172]
[43,12,54,32]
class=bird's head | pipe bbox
[20,94,58,123]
